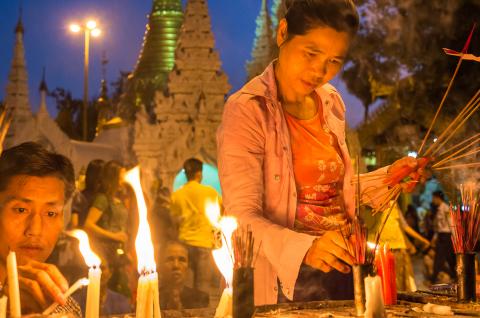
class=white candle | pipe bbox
[215,288,232,318]
[151,272,161,318]
[86,266,101,318]
[6,251,21,318]
[364,275,385,318]
[0,295,7,318]
[136,274,148,317]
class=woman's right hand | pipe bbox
[304,231,354,273]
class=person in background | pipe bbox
[170,158,221,294]
[84,160,130,296]
[74,247,132,315]
[431,190,456,284]
[0,142,80,316]
[375,201,430,292]
[84,160,129,252]
[159,241,209,309]
[70,159,105,228]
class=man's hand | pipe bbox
[17,260,69,312]
[304,231,354,273]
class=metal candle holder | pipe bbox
[233,267,254,318]
[456,253,476,302]
[353,264,374,316]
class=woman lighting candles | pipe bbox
[217,0,422,306]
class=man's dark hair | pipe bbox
[183,158,203,181]
[432,190,445,201]
[0,142,75,199]
[284,0,359,39]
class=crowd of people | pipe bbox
[0,141,222,315]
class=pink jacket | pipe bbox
[217,63,388,305]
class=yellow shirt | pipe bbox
[170,181,221,248]
[375,202,408,250]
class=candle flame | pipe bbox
[212,216,237,288]
[69,230,101,267]
[124,166,156,274]
[205,198,221,228]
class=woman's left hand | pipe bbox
[385,157,429,192]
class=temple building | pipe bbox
[133,0,231,195]
[245,0,277,81]
[3,14,122,175]
[118,0,183,121]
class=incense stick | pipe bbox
[433,147,480,168]
[427,96,480,157]
[433,162,480,170]
[438,132,480,158]
[425,89,480,157]
[418,59,465,155]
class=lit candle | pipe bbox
[86,265,101,318]
[215,288,233,318]
[364,275,385,318]
[0,295,7,318]
[375,244,396,305]
[69,230,101,318]
[206,200,237,318]
[7,251,21,318]
[124,166,161,318]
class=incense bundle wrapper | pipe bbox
[233,267,254,318]
[456,253,476,302]
[353,264,373,316]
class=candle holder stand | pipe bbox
[456,253,476,302]
[353,264,373,316]
[233,267,254,318]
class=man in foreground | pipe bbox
[0,142,80,315]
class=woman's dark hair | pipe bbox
[183,158,203,181]
[85,159,105,193]
[284,0,359,38]
[97,160,123,197]
[0,142,75,199]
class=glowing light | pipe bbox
[124,166,156,273]
[205,198,221,229]
[69,230,101,268]
[433,138,438,143]
[211,216,237,288]
[91,29,101,37]
[86,20,97,30]
[407,151,418,158]
[69,24,81,33]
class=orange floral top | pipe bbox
[285,103,346,235]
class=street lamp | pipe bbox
[69,20,101,141]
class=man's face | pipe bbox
[0,175,65,265]
[162,243,188,287]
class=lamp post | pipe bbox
[70,21,101,141]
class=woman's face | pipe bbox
[276,20,351,102]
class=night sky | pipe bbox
[0,0,364,126]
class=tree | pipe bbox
[49,88,99,141]
[343,0,480,127]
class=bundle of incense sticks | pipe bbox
[232,225,259,269]
[450,184,480,254]
[354,26,480,215]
